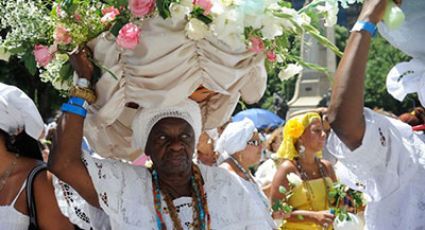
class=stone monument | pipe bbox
[287,26,337,118]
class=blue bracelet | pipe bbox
[68,97,89,110]
[61,103,87,118]
[351,21,377,37]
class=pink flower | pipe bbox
[267,50,277,62]
[74,13,82,22]
[249,37,265,54]
[116,23,141,50]
[101,6,120,23]
[54,25,72,45]
[128,0,155,17]
[56,5,62,16]
[193,0,213,15]
[33,44,53,67]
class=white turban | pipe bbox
[215,118,256,162]
[378,0,425,107]
[0,83,45,139]
[132,99,202,152]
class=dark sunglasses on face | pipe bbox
[247,140,261,146]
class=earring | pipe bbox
[298,144,305,158]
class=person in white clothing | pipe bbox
[215,118,276,228]
[0,83,73,230]
[48,51,274,229]
[326,0,425,229]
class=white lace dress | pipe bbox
[0,181,29,230]
[327,108,425,230]
[56,149,274,229]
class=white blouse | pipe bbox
[327,108,425,230]
[56,150,274,229]
[0,181,29,230]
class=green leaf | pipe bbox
[59,61,73,80]
[22,52,37,76]
[7,46,27,55]
[157,0,172,19]
[296,215,304,220]
[278,186,287,194]
[109,20,127,37]
[191,7,213,24]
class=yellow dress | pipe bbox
[281,177,334,230]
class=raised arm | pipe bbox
[327,0,400,150]
[48,50,99,208]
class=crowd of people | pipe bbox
[1,0,425,229]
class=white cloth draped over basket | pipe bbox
[83,16,267,160]
[378,0,425,108]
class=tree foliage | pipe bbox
[0,57,65,121]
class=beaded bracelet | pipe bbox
[69,86,96,104]
[61,103,87,118]
[68,96,89,110]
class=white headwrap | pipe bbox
[132,99,202,152]
[214,118,256,162]
[378,0,425,106]
[0,83,45,139]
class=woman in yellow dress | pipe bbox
[270,112,337,230]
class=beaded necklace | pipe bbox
[295,157,331,211]
[151,165,210,230]
[0,153,19,192]
[229,156,269,209]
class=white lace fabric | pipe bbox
[70,149,273,229]
[53,176,111,230]
[327,108,425,230]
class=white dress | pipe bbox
[238,176,276,229]
[255,158,278,189]
[0,181,29,230]
[57,150,274,229]
[327,108,425,230]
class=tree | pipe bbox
[0,57,65,121]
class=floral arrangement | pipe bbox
[329,182,366,222]
[271,173,301,217]
[1,0,368,91]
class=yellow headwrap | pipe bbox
[276,112,322,160]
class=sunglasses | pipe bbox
[247,140,261,146]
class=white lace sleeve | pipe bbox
[53,176,111,230]
[327,108,422,201]
[80,151,127,222]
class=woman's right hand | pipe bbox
[69,47,94,81]
[311,210,335,227]
[359,0,402,24]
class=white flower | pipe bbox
[169,3,191,24]
[261,14,284,39]
[210,9,246,50]
[296,13,311,26]
[334,213,364,230]
[318,1,339,27]
[286,173,303,186]
[244,14,263,29]
[144,160,153,168]
[220,0,234,7]
[185,18,210,40]
[180,0,194,9]
[278,64,303,81]
[0,47,11,62]
[234,0,265,15]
